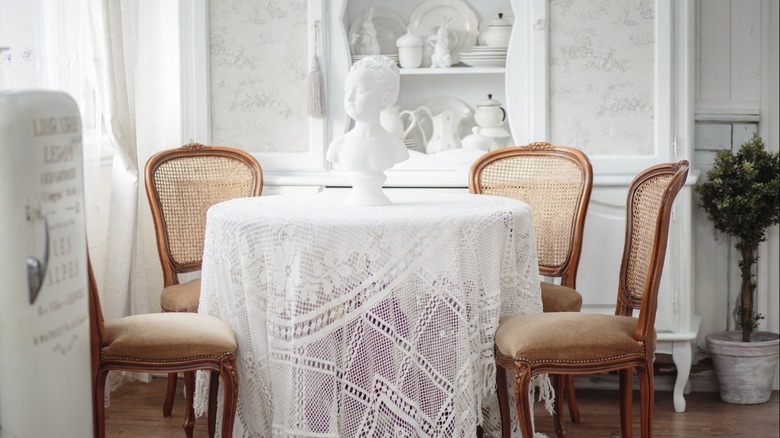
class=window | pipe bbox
[2,0,113,266]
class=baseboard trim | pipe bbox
[573,370,720,393]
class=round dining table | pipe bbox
[194,191,544,437]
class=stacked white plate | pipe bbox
[459,46,507,68]
[352,54,399,65]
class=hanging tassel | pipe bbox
[308,22,326,118]
[308,55,325,117]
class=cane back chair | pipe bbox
[469,142,593,427]
[144,143,262,422]
[493,160,689,438]
[88,257,239,438]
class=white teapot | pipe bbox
[474,94,507,129]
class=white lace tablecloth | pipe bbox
[195,191,542,437]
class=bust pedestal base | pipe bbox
[345,170,390,207]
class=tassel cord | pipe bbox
[308,21,326,118]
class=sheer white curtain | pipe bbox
[2,0,180,401]
[1,0,180,319]
[1,0,112,287]
[88,0,180,321]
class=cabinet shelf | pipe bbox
[399,65,505,75]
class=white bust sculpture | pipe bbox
[327,55,409,206]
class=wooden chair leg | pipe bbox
[95,371,108,438]
[619,368,634,438]
[220,356,239,438]
[183,371,196,438]
[513,365,535,438]
[495,364,512,438]
[565,375,580,423]
[163,372,178,417]
[208,371,219,438]
[638,366,654,438]
[552,375,568,438]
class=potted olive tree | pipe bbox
[697,132,780,404]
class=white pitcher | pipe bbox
[380,106,419,141]
[425,108,466,154]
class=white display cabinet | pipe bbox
[327,0,523,186]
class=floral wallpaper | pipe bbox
[209,0,309,153]
[548,0,655,155]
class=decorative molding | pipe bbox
[695,112,761,123]
[179,0,211,144]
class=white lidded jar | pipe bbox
[461,126,496,151]
[481,13,512,47]
[396,27,424,68]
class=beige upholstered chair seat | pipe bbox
[160,279,201,313]
[495,313,652,363]
[103,312,236,360]
[540,282,582,313]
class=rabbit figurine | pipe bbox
[358,7,381,56]
[427,17,456,68]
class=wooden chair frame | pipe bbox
[469,142,592,285]
[145,143,263,285]
[494,160,689,438]
[144,143,261,421]
[88,260,238,438]
[470,142,593,428]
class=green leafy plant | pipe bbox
[696,133,780,342]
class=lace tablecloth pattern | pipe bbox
[194,191,542,437]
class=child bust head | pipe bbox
[344,55,400,122]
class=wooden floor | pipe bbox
[105,377,780,437]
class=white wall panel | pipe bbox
[729,1,762,103]
[697,0,762,112]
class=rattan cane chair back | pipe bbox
[493,160,689,438]
[620,171,677,311]
[469,142,592,283]
[146,143,263,286]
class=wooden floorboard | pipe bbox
[105,377,780,437]
[104,377,209,438]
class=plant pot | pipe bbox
[706,330,780,404]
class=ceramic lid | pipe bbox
[477,94,503,107]
[463,126,490,141]
[462,127,494,150]
[396,28,424,47]
[487,13,512,28]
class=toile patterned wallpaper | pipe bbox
[209,0,309,153]
[548,0,655,155]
